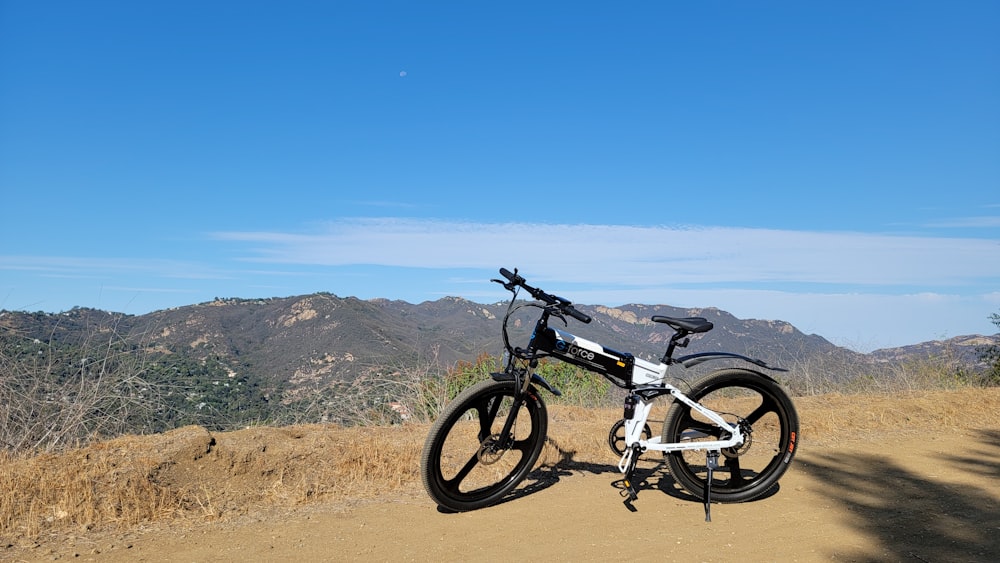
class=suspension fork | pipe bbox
[494,310,552,449]
[493,357,539,448]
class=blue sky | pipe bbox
[1,1,998,351]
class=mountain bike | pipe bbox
[420,268,799,520]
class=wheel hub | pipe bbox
[477,434,509,465]
[722,419,753,458]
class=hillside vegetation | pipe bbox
[2,297,998,452]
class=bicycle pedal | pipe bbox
[620,479,639,502]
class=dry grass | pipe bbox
[793,387,1000,444]
[0,437,187,539]
[0,423,428,543]
[2,387,999,545]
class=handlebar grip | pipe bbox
[566,306,591,324]
[499,267,524,285]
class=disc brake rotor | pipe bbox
[477,435,509,465]
[722,419,753,458]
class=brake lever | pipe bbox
[549,307,570,326]
[491,278,518,292]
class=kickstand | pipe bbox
[704,450,719,522]
[620,444,641,504]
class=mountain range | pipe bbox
[3,292,996,399]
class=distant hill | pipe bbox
[2,294,996,436]
[2,294,854,385]
[869,334,998,366]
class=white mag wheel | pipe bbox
[662,368,799,503]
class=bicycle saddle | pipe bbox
[651,316,714,333]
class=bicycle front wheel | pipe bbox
[662,368,799,503]
[421,379,548,512]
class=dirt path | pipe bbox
[16,427,1000,562]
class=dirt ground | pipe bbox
[6,390,1000,562]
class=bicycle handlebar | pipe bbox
[565,306,592,324]
[499,267,523,286]
[499,267,592,324]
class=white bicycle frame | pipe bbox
[562,334,745,474]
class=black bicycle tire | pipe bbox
[420,379,548,512]
[662,368,799,503]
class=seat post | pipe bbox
[661,330,691,364]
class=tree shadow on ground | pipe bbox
[798,429,1000,562]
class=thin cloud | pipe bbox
[212,218,1000,288]
[923,216,1000,228]
[102,286,200,294]
[350,200,426,209]
[0,256,231,280]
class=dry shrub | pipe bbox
[0,422,427,543]
[0,435,189,539]
[0,319,173,453]
[163,423,426,513]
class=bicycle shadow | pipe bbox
[467,438,622,511]
[797,429,1000,562]
[623,457,780,513]
[479,438,778,512]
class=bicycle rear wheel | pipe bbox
[662,368,799,503]
[421,379,548,512]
